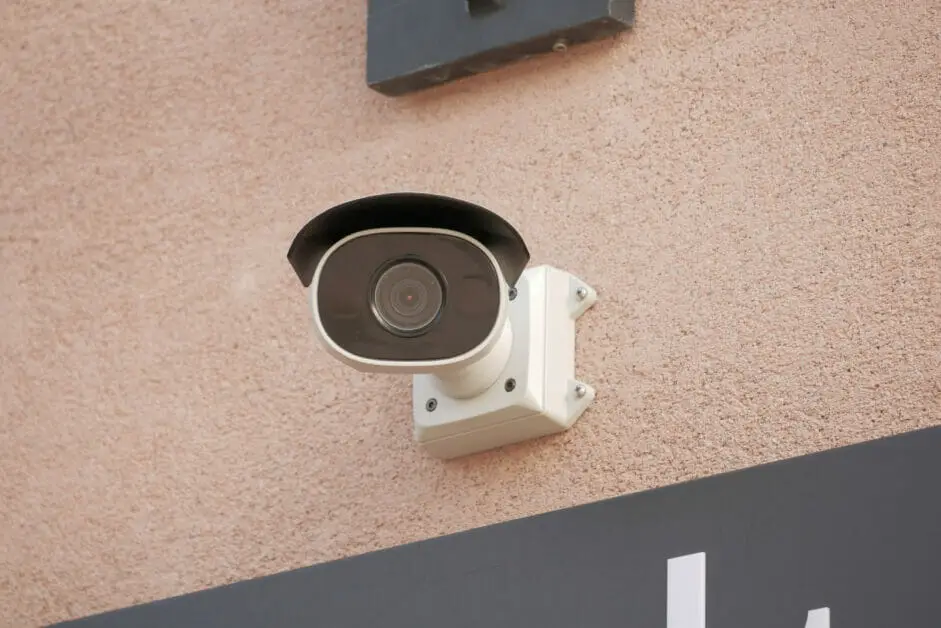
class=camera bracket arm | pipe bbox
[411,264,598,459]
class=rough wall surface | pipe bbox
[1,0,939,624]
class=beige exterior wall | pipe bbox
[2,0,939,624]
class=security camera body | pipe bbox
[288,193,597,459]
[311,227,510,379]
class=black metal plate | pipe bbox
[366,0,635,96]
[56,426,941,627]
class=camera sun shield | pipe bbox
[287,192,530,290]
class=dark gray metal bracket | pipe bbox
[366,0,635,96]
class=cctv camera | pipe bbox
[288,192,598,459]
[287,192,526,397]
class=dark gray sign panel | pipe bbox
[366,0,635,96]
[56,426,941,627]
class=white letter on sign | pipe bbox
[805,608,831,628]
[665,552,831,627]
[667,552,706,628]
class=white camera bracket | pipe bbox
[412,265,598,459]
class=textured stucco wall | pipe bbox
[1,0,939,624]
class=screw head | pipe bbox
[425,398,438,412]
[574,384,587,398]
[575,287,588,301]
[508,286,518,301]
[504,378,516,392]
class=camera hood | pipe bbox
[287,192,530,288]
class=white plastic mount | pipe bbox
[412,265,598,459]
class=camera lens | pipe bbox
[372,261,443,336]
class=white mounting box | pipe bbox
[411,265,598,459]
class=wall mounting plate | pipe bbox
[412,265,598,459]
[366,0,635,96]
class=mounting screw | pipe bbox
[425,398,438,412]
[504,378,516,392]
[575,286,588,301]
[552,38,569,53]
[508,286,518,301]
[574,384,587,398]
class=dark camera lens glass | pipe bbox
[371,261,443,336]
